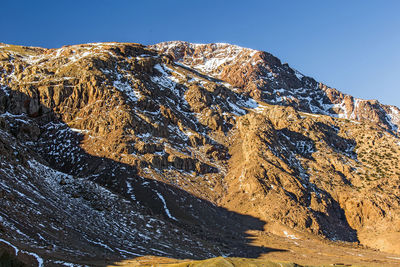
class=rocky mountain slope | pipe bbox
[1,41,400,266]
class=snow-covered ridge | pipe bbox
[153,40,257,53]
[151,41,258,74]
[151,41,400,133]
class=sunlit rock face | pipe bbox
[1,41,400,266]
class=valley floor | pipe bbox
[91,233,400,267]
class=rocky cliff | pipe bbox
[1,41,400,266]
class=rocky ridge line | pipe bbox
[0,41,400,265]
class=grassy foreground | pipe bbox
[108,256,321,267]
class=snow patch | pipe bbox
[283,231,299,240]
[0,239,43,267]
[293,68,304,80]
[252,104,268,114]
[115,247,143,257]
[240,98,258,109]
[70,128,90,134]
[113,73,141,102]
[0,239,19,255]
[155,191,177,221]
[151,64,182,97]
[227,99,246,115]
[24,251,44,267]
[126,180,136,201]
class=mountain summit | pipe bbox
[152,41,400,132]
[1,41,400,266]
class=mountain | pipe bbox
[1,41,400,266]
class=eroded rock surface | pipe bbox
[1,41,400,265]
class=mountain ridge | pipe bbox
[1,41,400,266]
[152,41,400,133]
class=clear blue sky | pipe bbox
[2,0,400,107]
